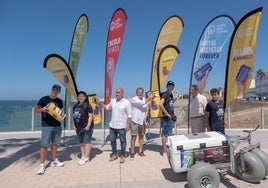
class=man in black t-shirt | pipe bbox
[205,88,225,135]
[159,80,176,157]
[34,84,64,175]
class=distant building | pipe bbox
[246,79,257,96]
[254,72,268,98]
[249,78,255,89]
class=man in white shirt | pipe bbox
[97,88,132,164]
[128,87,153,160]
[189,85,207,133]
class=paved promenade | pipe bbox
[1,128,268,188]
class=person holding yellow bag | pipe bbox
[34,84,65,175]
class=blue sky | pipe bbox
[0,0,267,100]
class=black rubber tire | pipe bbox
[251,148,268,176]
[187,162,220,188]
[234,152,265,183]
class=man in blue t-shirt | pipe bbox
[205,88,225,135]
[159,80,176,157]
[34,84,64,175]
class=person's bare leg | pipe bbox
[80,143,85,157]
[138,134,144,153]
[84,143,91,158]
[131,135,137,153]
[51,143,57,160]
[40,146,48,163]
[162,135,167,154]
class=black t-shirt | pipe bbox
[205,100,225,134]
[73,102,93,128]
[161,91,174,118]
[37,96,63,127]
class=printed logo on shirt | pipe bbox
[217,105,224,120]
[73,109,81,123]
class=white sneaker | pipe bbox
[84,157,89,162]
[163,152,167,158]
[37,164,45,175]
[77,157,89,166]
[50,158,64,167]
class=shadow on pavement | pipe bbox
[0,134,105,172]
[58,135,104,162]
[161,168,188,187]
[145,132,160,141]
[219,171,239,188]
[0,138,40,171]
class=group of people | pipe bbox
[189,85,226,135]
[34,82,226,175]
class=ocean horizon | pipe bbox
[0,100,105,132]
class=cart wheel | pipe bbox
[251,148,268,176]
[187,162,220,188]
[234,152,265,183]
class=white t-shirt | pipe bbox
[106,98,132,129]
[128,96,148,125]
[190,93,207,117]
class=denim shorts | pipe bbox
[41,126,62,147]
[161,118,174,137]
[76,125,94,144]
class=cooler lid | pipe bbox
[167,131,227,150]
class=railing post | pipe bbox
[261,107,264,129]
[31,108,34,131]
[68,107,71,130]
[227,106,231,129]
[102,107,105,143]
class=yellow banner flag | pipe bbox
[225,7,262,107]
[88,94,101,125]
[150,16,184,91]
[44,54,78,98]
[147,90,162,118]
[158,45,179,90]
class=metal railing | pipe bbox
[0,105,266,132]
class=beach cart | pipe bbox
[166,125,268,188]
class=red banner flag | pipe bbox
[104,8,127,121]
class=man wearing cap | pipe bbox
[159,80,176,157]
[34,84,65,175]
[189,85,207,133]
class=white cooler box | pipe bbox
[166,131,230,173]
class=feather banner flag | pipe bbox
[88,94,101,125]
[65,14,89,127]
[68,14,89,77]
[104,8,127,121]
[147,90,162,118]
[43,54,78,98]
[150,15,184,92]
[189,15,235,95]
[224,7,262,107]
[147,45,179,119]
[157,45,180,91]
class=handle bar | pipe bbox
[242,124,260,134]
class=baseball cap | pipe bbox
[77,91,87,97]
[167,80,175,87]
[52,84,61,91]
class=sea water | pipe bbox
[0,100,107,132]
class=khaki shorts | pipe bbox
[131,121,146,135]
